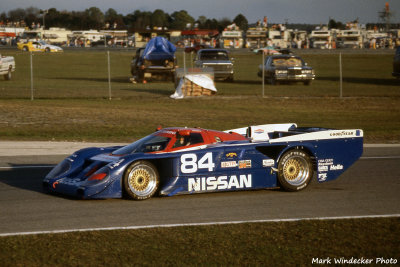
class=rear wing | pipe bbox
[225,123,363,142]
[224,123,297,140]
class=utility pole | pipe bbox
[40,9,48,29]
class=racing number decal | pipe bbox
[180,154,197,173]
[180,152,215,173]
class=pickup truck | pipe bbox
[130,37,177,83]
[0,55,15,80]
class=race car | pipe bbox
[17,41,63,52]
[43,123,363,200]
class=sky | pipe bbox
[2,0,400,25]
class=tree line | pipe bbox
[2,7,397,33]
[1,7,249,32]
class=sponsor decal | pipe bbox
[318,159,343,171]
[239,160,252,169]
[318,173,327,181]
[329,131,355,137]
[221,161,238,168]
[109,159,125,169]
[160,130,176,135]
[318,166,328,172]
[262,159,275,167]
[330,164,343,170]
[254,129,264,134]
[226,152,237,158]
[188,174,252,192]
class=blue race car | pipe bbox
[43,123,363,200]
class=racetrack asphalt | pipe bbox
[0,142,399,236]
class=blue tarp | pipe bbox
[142,37,176,61]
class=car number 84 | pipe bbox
[180,152,215,173]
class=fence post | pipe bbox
[107,51,111,100]
[339,52,343,98]
[183,50,186,77]
[30,52,34,101]
[262,50,265,98]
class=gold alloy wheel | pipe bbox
[126,162,159,199]
[281,153,310,186]
[283,158,302,181]
[129,168,150,192]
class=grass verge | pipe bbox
[0,97,399,143]
[1,218,399,266]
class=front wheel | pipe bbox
[277,149,313,191]
[123,161,159,200]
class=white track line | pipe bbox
[0,165,55,170]
[1,214,399,237]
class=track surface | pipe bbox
[1,146,399,235]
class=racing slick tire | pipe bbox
[123,161,159,200]
[277,149,313,191]
[45,47,50,52]
[23,46,29,52]
[270,77,278,85]
[4,68,11,80]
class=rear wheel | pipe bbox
[270,77,278,85]
[23,46,28,52]
[4,68,11,80]
[123,161,159,200]
[277,149,313,191]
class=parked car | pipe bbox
[184,44,212,53]
[258,54,315,85]
[392,46,400,79]
[0,54,15,80]
[130,37,177,83]
[17,40,63,52]
[194,49,234,81]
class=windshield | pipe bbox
[272,57,303,67]
[112,134,170,155]
[200,51,229,60]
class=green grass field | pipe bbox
[0,48,399,143]
[1,49,399,98]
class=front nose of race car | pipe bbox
[43,160,116,199]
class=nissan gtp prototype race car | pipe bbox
[43,123,363,200]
